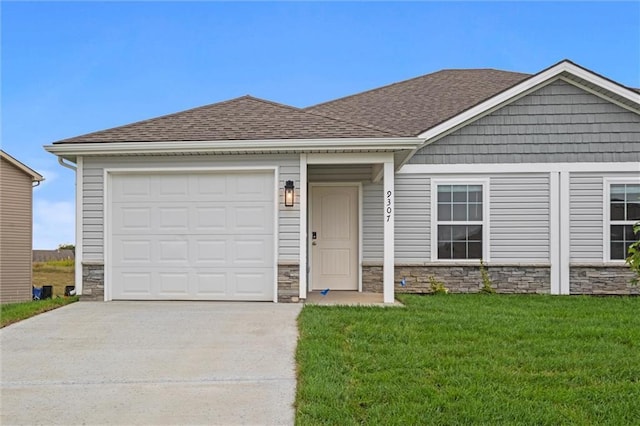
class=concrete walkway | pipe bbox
[1,301,302,425]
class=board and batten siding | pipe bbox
[569,171,639,262]
[362,182,383,261]
[0,158,34,303]
[489,174,550,261]
[395,174,430,262]
[410,79,640,164]
[81,154,300,263]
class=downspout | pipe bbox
[58,157,77,171]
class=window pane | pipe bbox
[438,225,452,242]
[437,203,451,221]
[452,203,467,221]
[467,225,483,241]
[627,202,640,221]
[438,243,451,259]
[452,242,467,259]
[451,225,468,241]
[627,185,640,202]
[611,203,625,221]
[625,241,634,258]
[611,242,625,260]
[610,184,626,202]
[468,203,483,221]
[611,225,624,241]
[468,186,482,202]
[452,186,467,202]
[438,185,451,202]
[624,224,639,241]
[468,242,482,259]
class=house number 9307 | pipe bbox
[386,190,392,222]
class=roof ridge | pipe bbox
[305,68,531,110]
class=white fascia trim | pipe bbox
[399,162,640,174]
[43,138,423,157]
[417,61,640,143]
[307,152,395,165]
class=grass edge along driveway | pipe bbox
[1,297,79,328]
[296,294,639,425]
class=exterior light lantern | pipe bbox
[284,180,295,207]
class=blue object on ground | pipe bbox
[320,288,330,296]
[32,287,42,300]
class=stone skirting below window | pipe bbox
[278,263,300,303]
[363,264,551,294]
[81,262,104,300]
[570,266,639,295]
[364,264,639,295]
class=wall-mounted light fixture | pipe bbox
[284,180,295,207]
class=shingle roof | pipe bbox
[305,69,531,136]
[55,95,396,143]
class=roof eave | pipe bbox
[44,137,424,161]
[416,60,640,145]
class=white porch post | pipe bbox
[299,154,308,300]
[383,161,395,303]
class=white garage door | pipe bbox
[109,171,275,301]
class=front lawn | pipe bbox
[1,296,79,328]
[296,294,640,425]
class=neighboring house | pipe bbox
[0,151,44,303]
[44,60,640,303]
[33,249,75,263]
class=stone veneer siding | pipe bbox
[278,264,300,303]
[81,263,104,300]
[570,266,639,295]
[363,264,551,294]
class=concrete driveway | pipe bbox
[1,301,302,425]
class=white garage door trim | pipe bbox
[103,166,279,302]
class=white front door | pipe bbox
[310,185,358,291]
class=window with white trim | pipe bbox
[609,183,640,260]
[436,184,484,259]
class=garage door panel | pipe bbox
[114,207,152,232]
[113,175,152,202]
[197,273,228,295]
[235,272,272,296]
[158,272,190,296]
[110,171,275,301]
[119,272,152,296]
[159,240,189,264]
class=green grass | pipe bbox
[296,294,640,425]
[1,296,79,328]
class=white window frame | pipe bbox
[603,177,640,262]
[430,178,490,262]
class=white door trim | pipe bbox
[308,182,363,292]
[103,166,279,302]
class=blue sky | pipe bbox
[2,1,639,249]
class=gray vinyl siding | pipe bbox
[395,175,430,262]
[0,158,33,303]
[410,79,640,164]
[362,182,383,261]
[489,174,550,261]
[82,154,300,262]
[569,171,639,262]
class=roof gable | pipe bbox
[416,60,640,144]
[0,150,44,181]
[55,95,396,144]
